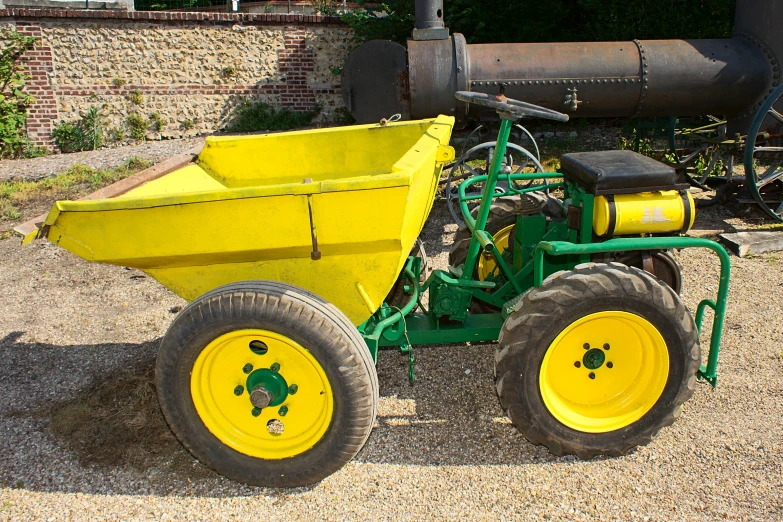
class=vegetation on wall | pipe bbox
[342,0,736,45]
[0,28,45,159]
[226,101,319,133]
[52,106,107,153]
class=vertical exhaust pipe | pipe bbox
[413,0,449,40]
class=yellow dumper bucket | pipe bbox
[21,116,455,325]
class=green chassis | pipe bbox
[359,117,730,387]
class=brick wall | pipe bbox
[0,9,353,148]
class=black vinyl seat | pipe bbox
[560,150,686,195]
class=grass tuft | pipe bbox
[0,157,152,238]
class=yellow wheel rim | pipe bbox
[539,311,669,433]
[191,329,333,460]
[477,224,513,280]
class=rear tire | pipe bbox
[156,280,378,487]
[495,263,699,459]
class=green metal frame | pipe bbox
[360,113,731,387]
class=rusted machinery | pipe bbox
[343,0,783,220]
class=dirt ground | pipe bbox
[0,153,782,519]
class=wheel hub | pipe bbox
[246,368,289,408]
[583,348,606,370]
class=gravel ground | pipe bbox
[0,138,204,182]
[1,188,782,519]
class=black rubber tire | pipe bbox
[156,280,379,487]
[449,197,521,312]
[449,196,520,271]
[615,250,683,294]
[495,263,700,459]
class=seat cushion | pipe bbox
[560,150,681,195]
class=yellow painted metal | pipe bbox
[477,224,513,280]
[191,329,333,460]
[539,311,670,433]
[593,190,696,236]
[37,116,455,325]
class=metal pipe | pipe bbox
[343,0,781,131]
[412,0,448,40]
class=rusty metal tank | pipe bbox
[342,0,782,133]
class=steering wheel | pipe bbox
[456,90,569,122]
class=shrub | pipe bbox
[148,111,163,132]
[126,112,148,140]
[52,106,106,153]
[227,101,319,133]
[180,118,195,131]
[0,28,39,159]
[343,0,735,45]
[128,90,143,105]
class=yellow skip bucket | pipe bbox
[21,116,455,325]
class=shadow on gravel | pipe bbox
[0,333,567,498]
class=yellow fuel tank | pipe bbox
[593,190,695,237]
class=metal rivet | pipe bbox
[270,362,280,373]
[289,384,298,395]
[607,362,614,369]
[234,385,244,396]
[589,372,596,379]
[574,361,581,368]
[583,343,590,349]
[252,407,261,417]
[243,363,253,374]
[278,406,289,417]
[604,343,610,350]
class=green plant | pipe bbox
[342,0,735,46]
[148,111,163,132]
[0,157,152,238]
[128,89,143,105]
[111,77,126,87]
[0,28,39,159]
[110,126,125,142]
[227,101,319,133]
[221,65,238,78]
[310,0,340,15]
[180,118,195,131]
[51,106,106,153]
[126,112,148,140]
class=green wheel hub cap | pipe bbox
[583,348,606,370]
[246,368,289,407]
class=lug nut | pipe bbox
[288,384,298,395]
[574,361,581,368]
[278,406,289,417]
[603,343,610,350]
[250,387,273,409]
[589,372,596,380]
[234,385,244,396]
[270,362,280,373]
[242,363,253,374]
[251,407,262,417]
[607,362,614,369]
[583,343,590,350]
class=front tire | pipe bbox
[156,280,378,487]
[495,263,699,459]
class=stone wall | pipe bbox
[0,9,353,147]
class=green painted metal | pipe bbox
[461,118,514,280]
[533,237,731,387]
[246,368,289,407]
[378,313,505,347]
[359,110,731,390]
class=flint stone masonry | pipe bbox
[0,9,353,147]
